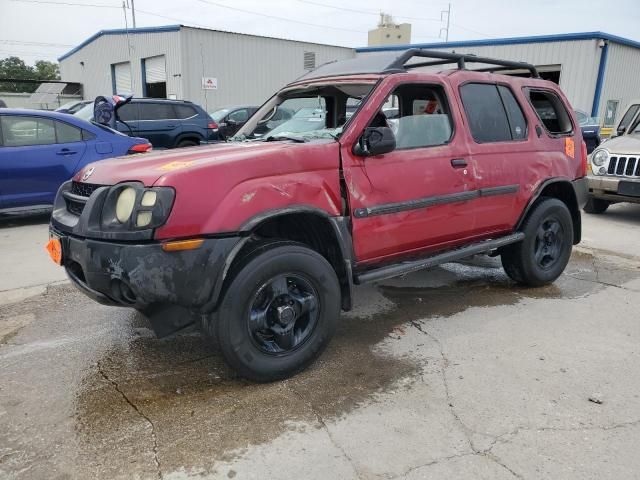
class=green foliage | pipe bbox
[0,56,61,93]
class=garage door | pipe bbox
[113,62,132,94]
[144,56,166,84]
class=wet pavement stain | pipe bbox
[3,250,639,478]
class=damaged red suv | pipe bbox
[48,50,587,381]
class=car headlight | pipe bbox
[592,149,609,167]
[101,182,175,231]
[115,187,137,223]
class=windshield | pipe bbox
[74,102,93,121]
[231,82,375,142]
[574,110,599,127]
[210,108,231,122]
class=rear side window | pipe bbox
[55,121,82,144]
[138,103,175,120]
[117,103,139,122]
[174,104,197,119]
[460,83,512,143]
[82,130,96,141]
[528,90,573,135]
[498,85,527,140]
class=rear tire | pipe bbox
[177,139,199,148]
[501,197,573,287]
[214,242,340,382]
[583,197,610,214]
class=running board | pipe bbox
[355,233,525,284]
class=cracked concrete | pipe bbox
[1,205,640,479]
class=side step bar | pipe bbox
[355,233,525,284]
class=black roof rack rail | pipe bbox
[384,48,540,78]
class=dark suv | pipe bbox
[50,50,587,382]
[75,98,217,148]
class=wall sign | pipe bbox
[202,77,218,90]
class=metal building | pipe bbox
[58,25,355,111]
[357,32,640,134]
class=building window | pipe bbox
[143,55,167,99]
[112,61,132,95]
[303,51,316,70]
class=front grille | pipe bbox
[607,156,640,178]
[71,181,103,198]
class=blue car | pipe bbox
[0,108,150,214]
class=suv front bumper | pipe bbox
[53,229,242,329]
[587,175,640,203]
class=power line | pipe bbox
[10,0,119,8]
[294,0,441,22]
[0,39,73,48]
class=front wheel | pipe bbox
[501,197,573,287]
[214,242,340,382]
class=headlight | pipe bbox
[115,187,137,223]
[101,182,175,232]
[592,149,609,167]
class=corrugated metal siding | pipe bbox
[598,42,640,123]
[59,30,182,100]
[179,27,354,111]
[359,39,602,113]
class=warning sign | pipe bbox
[202,77,218,90]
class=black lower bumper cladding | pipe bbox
[55,231,242,337]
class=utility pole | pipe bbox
[130,0,136,28]
[440,3,451,42]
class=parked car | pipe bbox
[75,98,217,149]
[575,110,601,153]
[56,100,91,115]
[0,108,150,214]
[584,100,640,213]
[209,106,258,139]
[49,51,587,382]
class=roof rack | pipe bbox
[384,48,540,78]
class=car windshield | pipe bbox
[231,82,375,142]
[210,109,231,122]
[574,110,599,126]
[74,102,93,121]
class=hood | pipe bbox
[600,133,640,156]
[74,141,301,186]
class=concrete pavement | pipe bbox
[1,206,639,479]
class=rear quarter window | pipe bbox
[527,89,573,135]
[174,104,197,119]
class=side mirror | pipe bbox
[616,125,627,136]
[353,127,396,157]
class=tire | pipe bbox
[214,241,340,382]
[583,197,610,214]
[177,139,199,148]
[501,197,573,287]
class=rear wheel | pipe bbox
[583,197,610,214]
[214,242,340,382]
[501,197,573,287]
[177,139,199,148]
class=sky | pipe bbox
[1,0,640,65]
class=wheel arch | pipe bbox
[516,178,582,244]
[174,132,203,146]
[209,207,354,313]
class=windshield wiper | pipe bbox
[265,135,307,143]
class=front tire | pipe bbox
[214,242,340,382]
[583,197,610,214]
[501,197,573,287]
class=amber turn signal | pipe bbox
[161,238,204,252]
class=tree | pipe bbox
[0,56,61,92]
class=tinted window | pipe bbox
[228,109,249,123]
[55,121,82,143]
[618,104,640,131]
[138,103,175,120]
[460,83,511,143]
[82,130,96,141]
[1,116,56,146]
[174,104,197,119]
[117,103,138,121]
[498,85,527,140]
[528,90,572,134]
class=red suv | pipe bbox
[48,50,588,382]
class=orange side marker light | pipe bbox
[161,238,204,252]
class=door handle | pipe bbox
[56,149,77,156]
[450,158,467,168]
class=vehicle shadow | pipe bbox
[0,211,51,229]
[602,203,640,225]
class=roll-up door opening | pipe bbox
[143,55,167,98]
[112,62,132,94]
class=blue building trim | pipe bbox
[140,58,147,97]
[356,31,640,53]
[591,42,609,117]
[58,25,181,61]
[110,64,117,95]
